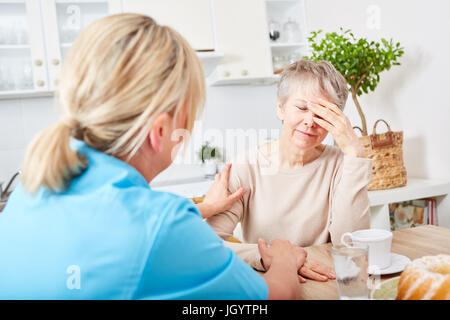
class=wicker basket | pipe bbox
[354,119,407,191]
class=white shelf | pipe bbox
[151,164,206,187]
[154,177,450,203]
[368,177,450,206]
[269,42,307,48]
[207,74,280,86]
[54,0,110,3]
[197,51,224,59]
[0,90,53,100]
[0,44,30,49]
[150,163,214,198]
[152,179,214,199]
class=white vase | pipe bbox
[203,160,217,177]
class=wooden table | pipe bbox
[298,225,450,300]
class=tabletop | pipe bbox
[297,225,450,300]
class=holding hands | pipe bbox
[258,238,307,276]
[258,238,336,283]
[308,98,365,158]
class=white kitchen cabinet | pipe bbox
[209,0,273,85]
[41,0,121,91]
[0,0,308,98]
[0,0,48,95]
[209,0,308,85]
[266,0,309,76]
[0,0,120,98]
[0,0,221,99]
[121,0,215,51]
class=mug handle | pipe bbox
[340,232,353,247]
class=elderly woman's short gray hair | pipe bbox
[277,60,348,110]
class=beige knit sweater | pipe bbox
[207,143,372,271]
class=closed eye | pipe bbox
[295,105,308,111]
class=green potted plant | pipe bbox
[304,28,404,136]
[197,142,222,176]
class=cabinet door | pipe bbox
[121,0,215,51]
[41,0,118,91]
[0,0,48,93]
[212,0,273,82]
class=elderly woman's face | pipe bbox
[277,86,329,150]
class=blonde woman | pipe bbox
[207,60,372,281]
[0,14,306,299]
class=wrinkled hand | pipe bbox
[308,98,365,158]
[298,259,336,283]
[258,238,307,283]
[198,163,246,219]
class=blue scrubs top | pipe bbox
[0,140,268,300]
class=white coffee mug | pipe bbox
[340,229,393,270]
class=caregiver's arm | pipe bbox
[258,238,306,300]
[206,164,266,271]
[207,202,266,271]
[196,163,246,219]
[142,198,303,300]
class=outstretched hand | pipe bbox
[298,259,336,283]
[197,163,247,219]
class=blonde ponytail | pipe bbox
[21,13,205,194]
[22,122,86,193]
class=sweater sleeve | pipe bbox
[329,155,373,245]
[206,163,265,271]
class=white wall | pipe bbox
[305,0,450,180]
[0,96,59,182]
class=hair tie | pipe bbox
[61,117,80,131]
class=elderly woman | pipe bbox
[0,14,308,299]
[207,60,372,281]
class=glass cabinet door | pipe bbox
[41,0,119,90]
[56,1,109,60]
[0,0,47,93]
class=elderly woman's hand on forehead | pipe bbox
[308,98,365,158]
